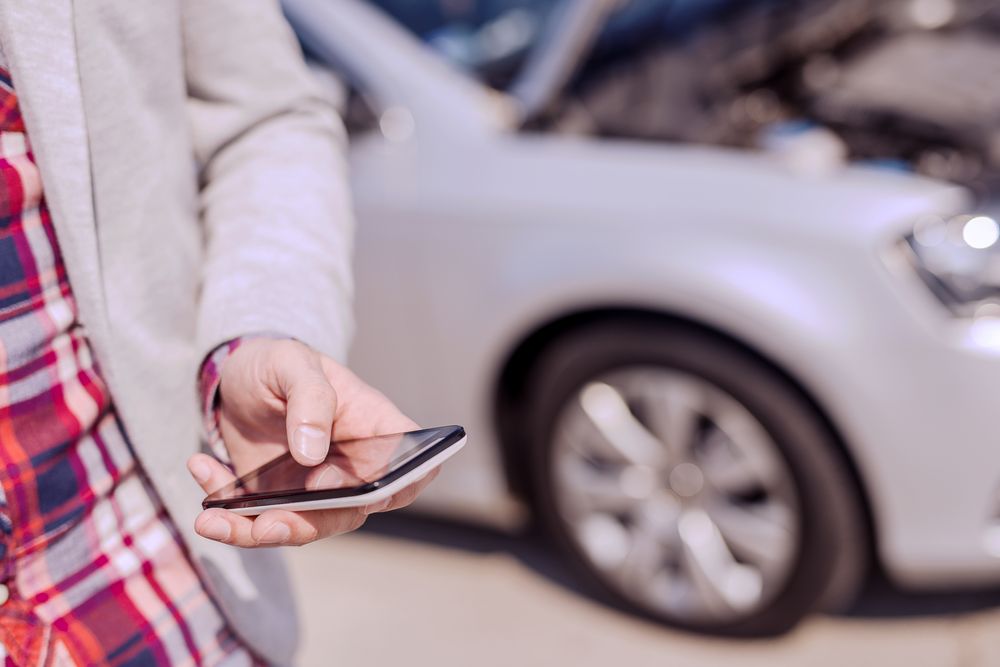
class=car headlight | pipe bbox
[903,213,1000,318]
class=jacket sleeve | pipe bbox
[182,0,354,364]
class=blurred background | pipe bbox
[280,0,1000,664]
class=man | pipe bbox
[0,1,433,664]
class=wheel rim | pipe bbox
[550,367,801,624]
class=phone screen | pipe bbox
[203,425,463,510]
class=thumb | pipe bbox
[272,343,338,466]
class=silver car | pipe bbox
[285,0,1000,635]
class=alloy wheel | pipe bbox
[550,367,801,624]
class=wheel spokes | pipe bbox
[704,499,795,577]
[636,374,705,463]
[677,509,764,614]
[578,381,667,468]
[618,523,669,595]
[711,404,782,488]
[555,455,651,514]
[698,429,763,497]
[576,514,631,570]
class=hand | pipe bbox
[186,338,439,547]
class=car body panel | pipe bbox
[286,0,1000,589]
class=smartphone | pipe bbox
[202,425,466,515]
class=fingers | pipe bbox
[195,508,256,545]
[374,467,441,513]
[187,453,237,494]
[270,342,338,466]
[302,462,362,491]
[318,357,419,436]
[193,469,443,548]
[195,507,369,547]
[189,455,256,545]
[251,508,369,545]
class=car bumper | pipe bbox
[802,249,1000,589]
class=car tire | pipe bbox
[522,319,869,636]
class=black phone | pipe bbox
[202,425,466,515]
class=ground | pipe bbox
[287,514,1000,667]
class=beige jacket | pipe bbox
[0,1,355,663]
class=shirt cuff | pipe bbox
[198,338,244,464]
[198,332,295,464]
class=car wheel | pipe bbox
[523,320,869,635]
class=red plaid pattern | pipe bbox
[0,69,258,666]
[0,71,23,134]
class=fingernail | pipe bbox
[257,522,291,545]
[314,466,344,489]
[201,515,231,542]
[188,459,211,484]
[293,425,328,463]
[364,498,392,515]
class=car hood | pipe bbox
[416,133,972,244]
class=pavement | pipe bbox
[286,514,1000,667]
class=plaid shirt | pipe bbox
[0,67,257,666]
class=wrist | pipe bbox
[198,333,294,461]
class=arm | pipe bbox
[183,0,354,364]
[182,1,437,547]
